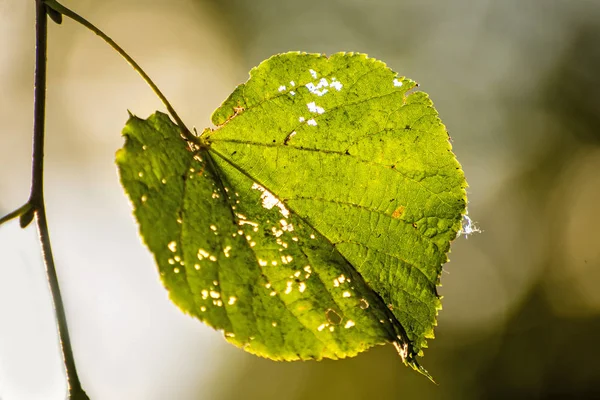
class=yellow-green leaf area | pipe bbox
[117,52,467,377]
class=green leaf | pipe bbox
[116,52,467,377]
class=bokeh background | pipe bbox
[1,0,600,399]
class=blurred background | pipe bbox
[1,0,600,398]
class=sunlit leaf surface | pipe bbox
[116,52,467,377]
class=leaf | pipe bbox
[116,52,467,377]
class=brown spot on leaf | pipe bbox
[391,205,405,219]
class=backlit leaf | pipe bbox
[116,52,467,377]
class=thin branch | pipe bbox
[36,207,90,400]
[0,203,32,226]
[43,0,197,144]
[31,1,89,398]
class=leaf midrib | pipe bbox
[206,145,413,351]
[200,149,356,357]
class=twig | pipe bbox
[0,203,32,226]
[30,1,89,398]
[43,0,197,144]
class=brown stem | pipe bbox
[30,1,89,398]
